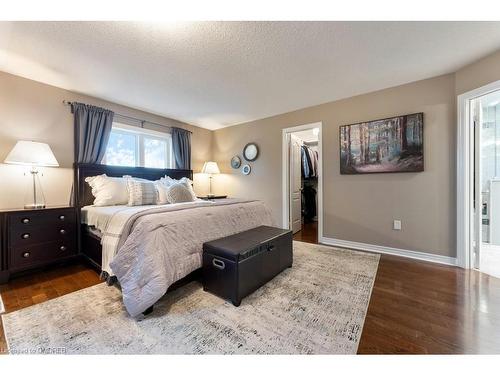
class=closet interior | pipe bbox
[291,128,319,239]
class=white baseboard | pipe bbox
[319,236,457,266]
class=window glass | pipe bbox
[144,136,167,168]
[104,130,137,167]
[103,123,173,169]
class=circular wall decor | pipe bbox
[230,155,241,169]
[241,164,251,175]
[243,143,259,162]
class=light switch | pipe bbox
[393,220,402,231]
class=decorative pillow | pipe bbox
[155,181,170,204]
[126,179,158,206]
[161,176,197,201]
[165,183,196,204]
[123,175,151,182]
[85,174,129,206]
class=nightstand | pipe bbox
[0,206,78,283]
[197,195,228,200]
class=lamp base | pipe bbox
[24,167,46,210]
[24,203,45,209]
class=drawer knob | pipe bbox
[22,251,30,258]
[59,229,66,234]
[59,215,65,220]
[60,245,67,251]
[22,233,30,239]
[21,218,30,224]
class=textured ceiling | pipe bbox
[1,21,500,130]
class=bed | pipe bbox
[74,163,273,317]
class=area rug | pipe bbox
[1,241,379,354]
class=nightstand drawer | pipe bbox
[9,240,77,271]
[9,223,76,248]
[8,209,75,229]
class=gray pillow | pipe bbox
[166,183,195,204]
[127,179,157,206]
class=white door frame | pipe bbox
[282,122,323,240]
[457,79,500,268]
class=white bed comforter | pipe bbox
[108,199,273,317]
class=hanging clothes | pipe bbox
[301,145,318,179]
[298,141,318,224]
[301,146,310,178]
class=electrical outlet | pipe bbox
[393,220,402,231]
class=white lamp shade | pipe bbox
[4,141,59,167]
[201,161,220,174]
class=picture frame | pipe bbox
[339,112,424,174]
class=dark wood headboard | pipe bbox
[74,163,193,208]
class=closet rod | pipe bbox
[62,100,192,133]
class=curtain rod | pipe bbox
[62,100,192,134]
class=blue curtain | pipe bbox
[71,102,114,163]
[171,127,191,169]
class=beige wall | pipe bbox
[0,71,213,209]
[2,47,500,257]
[455,50,500,95]
[213,74,456,257]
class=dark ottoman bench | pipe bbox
[202,225,293,306]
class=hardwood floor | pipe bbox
[293,221,318,244]
[1,230,500,354]
[0,262,101,354]
[358,255,500,353]
[293,222,500,353]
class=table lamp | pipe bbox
[201,161,220,198]
[4,141,59,209]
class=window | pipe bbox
[103,123,174,168]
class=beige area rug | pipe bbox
[1,241,379,354]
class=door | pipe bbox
[289,134,302,234]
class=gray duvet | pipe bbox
[110,199,273,317]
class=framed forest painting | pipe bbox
[340,112,424,174]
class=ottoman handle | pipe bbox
[212,258,225,270]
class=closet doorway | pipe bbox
[282,122,323,243]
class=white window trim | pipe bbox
[103,122,174,169]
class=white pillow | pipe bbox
[165,183,196,204]
[160,176,197,201]
[123,175,151,182]
[155,181,170,204]
[85,174,129,206]
[126,179,158,206]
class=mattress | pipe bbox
[81,204,176,234]
[81,205,132,233]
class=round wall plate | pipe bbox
[230,155,241,169]
[243,143,259,161]
[241,164,251,175]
